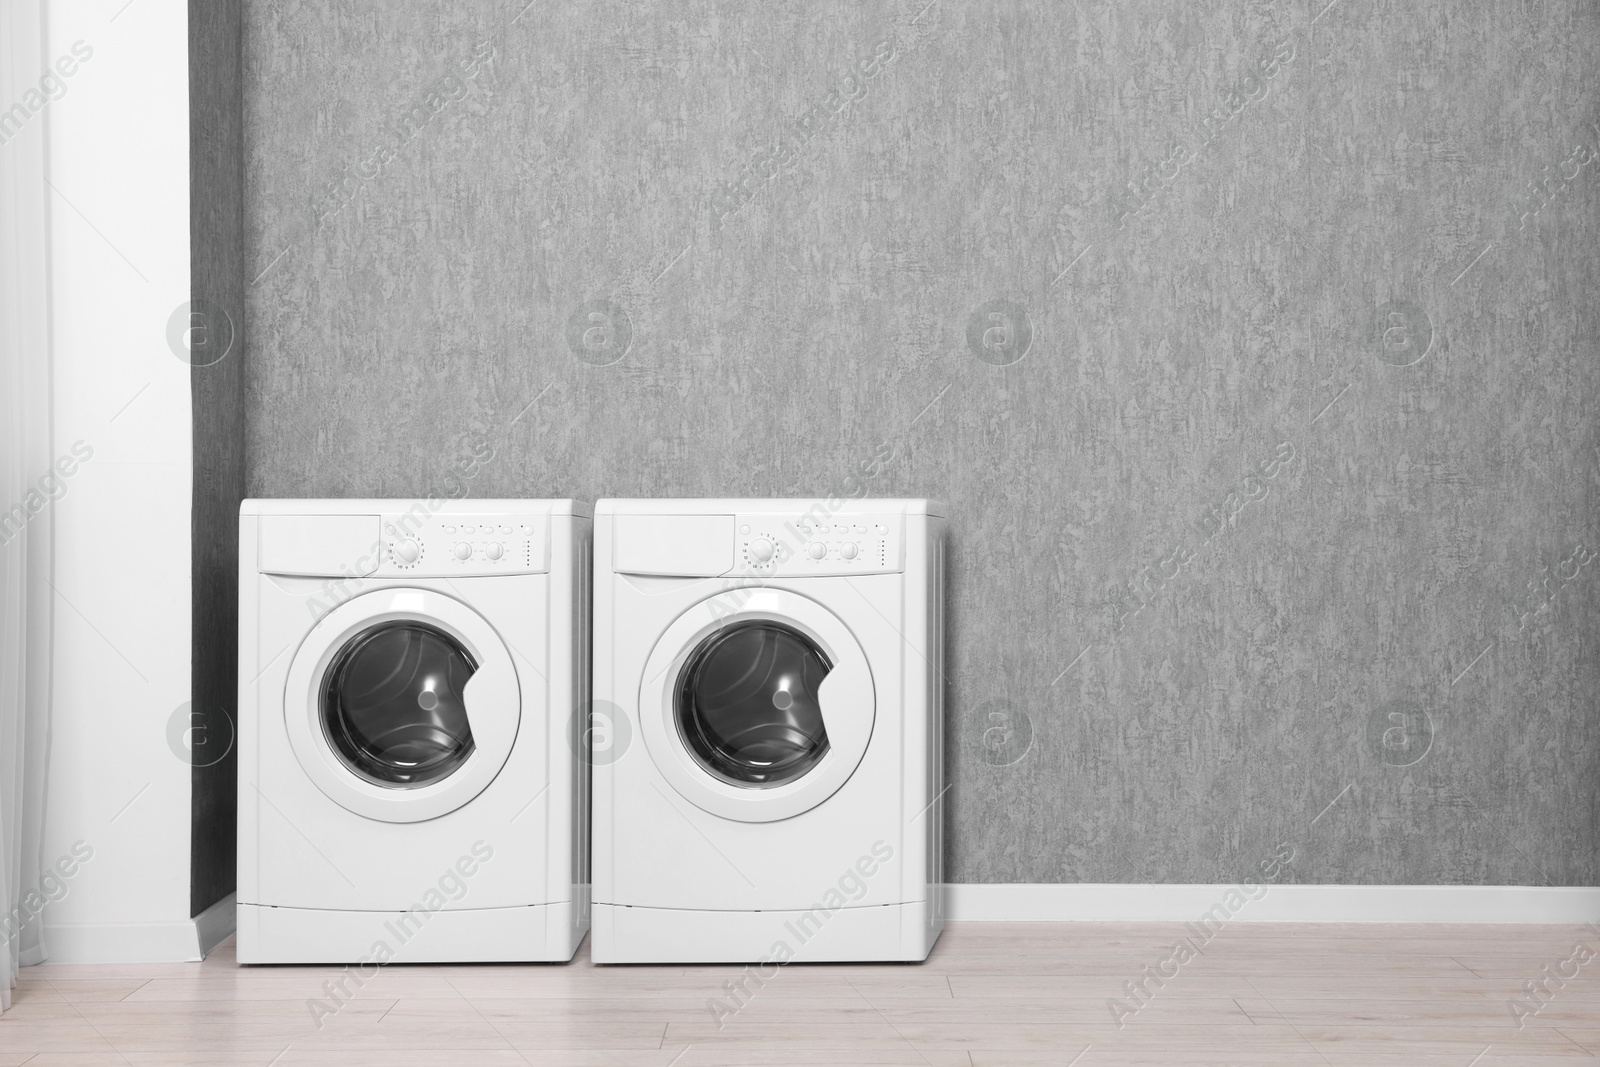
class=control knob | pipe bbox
[840,542,859,560]
[748,537,775,563]
[807,541,828,560]
[394,539,421,564]
[453,542,473,561]
[486,542,504,561]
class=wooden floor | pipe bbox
[2,923,1597,1064]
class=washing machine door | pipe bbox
[639,587,874,823]
[283,588,520,823]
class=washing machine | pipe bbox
[591,498,945,963]
[237,499,590,963]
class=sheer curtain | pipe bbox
[0,0,56,1014]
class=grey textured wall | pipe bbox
[241,0,1600,886]
[190,0,244,915]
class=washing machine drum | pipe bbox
[284,588,521,823]
[676,622,832,787]
[321,622,478,788]
[640,589,876,823]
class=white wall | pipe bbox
[39,0,197,962]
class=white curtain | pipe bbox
[0,0,57,1014]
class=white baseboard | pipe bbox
[945,884,1600,924]
[34,886,1596,961]
[43,892,238,964]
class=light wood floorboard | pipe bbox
[2,923,1597,1064]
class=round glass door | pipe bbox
[320,622,478,788]
[675,621,832,787]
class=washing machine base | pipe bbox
[237,897,589,964]
[591,901,941,964]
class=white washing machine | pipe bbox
[591,498,945,963]
[237,499,590,963]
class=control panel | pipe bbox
[732,512,902,577]
[378,512,548,577]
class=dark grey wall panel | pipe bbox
[241,0,1600,885]
[190,0,244,915]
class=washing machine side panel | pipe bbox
[589,509,660,907]
[579,514,596,932]
[236,512,262,907]
[590,512,615,903]
[547,511,591,929]
[578,518,594,934]
[247,573,559,913]
[909,512,947,944]
[897,515,932,915]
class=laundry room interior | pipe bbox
[2,0,1598,1062]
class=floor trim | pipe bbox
[43,892,238,964]
[946,883,1600,923]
